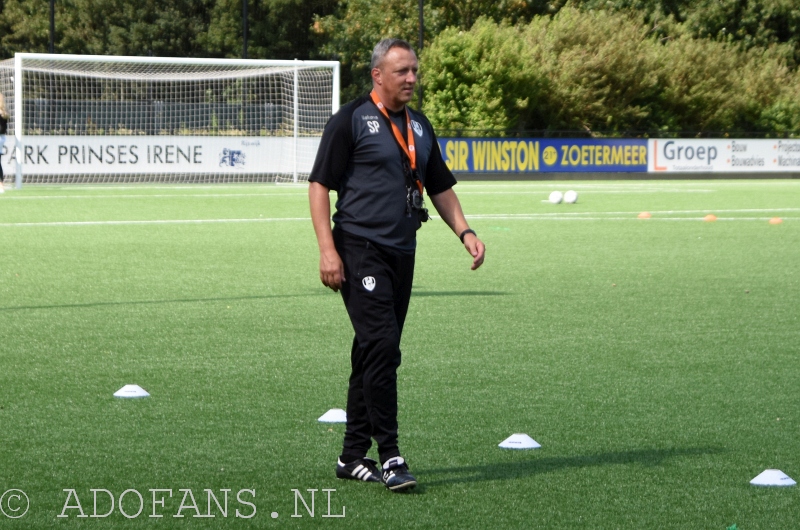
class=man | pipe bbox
[308,38,485,492]
[0,92,8,193]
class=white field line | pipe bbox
[16,180,798,189]
[464,215,797,221]
[3,188,714,199]
[459,185,716,192]
[3,193,308,200]
[14,183,308,190]
[493,208,800,216]
[2,213,796,228]
[1,217,311,227]
[461,189,716,194]
[458,181,800,188]
[5,179,798,198]
[6,180,797,194]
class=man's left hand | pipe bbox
[463,233,485,270]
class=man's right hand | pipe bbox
[319,249,346,292]
[309,181,345,292]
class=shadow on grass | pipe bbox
[414,447,723,492]
[0,293,323,312]
[1,291,507,312]
[412,291,508,297]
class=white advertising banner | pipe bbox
[0,135,321,175]
[649,138,800,173]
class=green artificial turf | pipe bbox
[0,180,798,529]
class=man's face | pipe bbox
[372,46,418,111]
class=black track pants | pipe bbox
[334,228,415,465]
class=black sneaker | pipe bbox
[336,457,382,483]
[381,456,417,492]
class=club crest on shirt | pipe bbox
[411,120,423,138]
[362,276,376,291]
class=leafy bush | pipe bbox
[682,0,800,67]
[421,7,800,136]
[520,7,661,134]
[314,0,442,101]
[421,19,542,134]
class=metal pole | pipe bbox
[14,54,23,189]
[242,0,248,59]
[293,60,299,183]
[417,0,424,110]
[331,62,340,114]
[49,0,55,54]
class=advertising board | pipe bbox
[648,139,800,173]
[439,138,648,173]
[0,136,321,175]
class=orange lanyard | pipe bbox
[370,90,417,172]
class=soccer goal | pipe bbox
[0,53,340,187]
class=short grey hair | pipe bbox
[370,39,415,70]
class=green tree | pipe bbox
[0,0,216,57]
[202,0,337,59]
[0,0,52,56]
[520,7,662,135]
[436,0,553,29]
[682,0,800,66]
[62,0,216,56]
[0,0,336,60]
[422,7,800,136]
[654,36,800,134]
[314,0,555,103]
[313,0,434,101]
[568,0,689,18]
[421,19,540,134]
[421,9,663,135]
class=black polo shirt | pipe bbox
[309,95,456,252]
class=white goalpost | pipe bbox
[0,53,340,187]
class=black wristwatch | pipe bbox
[459,228,476,244]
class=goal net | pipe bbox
[0,54,339,186]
